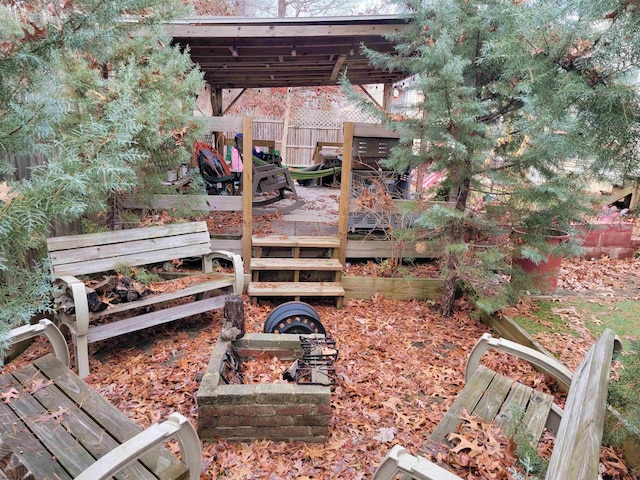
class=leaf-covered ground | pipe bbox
[9,257,639,479]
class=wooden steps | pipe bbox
[251,258,342,271]
[248,235,345,307]
[248,282,345,297]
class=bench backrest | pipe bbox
[47,221,212,277]
[545,328,621,480]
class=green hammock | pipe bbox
[252,155,342,181]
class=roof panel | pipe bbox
[170,15,411,89]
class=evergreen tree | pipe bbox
[342,0,640,316]
[0,0,204,348]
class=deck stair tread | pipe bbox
[252,235,340,248]
[248,235,344,306]
[248,282,345,297]
[250,258,342,271]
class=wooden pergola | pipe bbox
[168,15,413,275]
[168,15,411,114]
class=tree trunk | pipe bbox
[440,162,471,317]
[278,0,286,17]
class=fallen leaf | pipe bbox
[373,426,396,443]
[1,388,19,403]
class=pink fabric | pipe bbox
[231,147,243,172]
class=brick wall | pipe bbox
[198,333,331,442]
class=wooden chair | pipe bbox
[0,319,202,480]
[373,329,621,480]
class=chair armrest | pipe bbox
[465,333,573,390]
[205,250,244,294]
[74,412,202,480]
[373,445,462,480]
[54,275,91,335]
[9,319,70,367]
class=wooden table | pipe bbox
[0,354,188,480]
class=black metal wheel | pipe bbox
[263,301,326,335]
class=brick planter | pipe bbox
[197,333,331,443]
[575,222,636,258]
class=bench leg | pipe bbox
[74,333,91,379]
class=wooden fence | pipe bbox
[212,119,342,167]
[207,109,380,167]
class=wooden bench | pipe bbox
[47,221,243,378]
[373,329,622,480]
[1,319,201,480]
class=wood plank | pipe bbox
[250,258,342,271]
[342,276,443,300]
[252,235,340,248]
[352,122,400,139]
[247,281,345,296]
[33,355,188,480]
[210,238,242,254]
[49,231,210,266]
[201,116,243,131]
[346,239,444,258]
[493,380,533,430]
[546,329,616,480]
[87,294,228,343]
[90,276,234,318]
[471,372,514,423]
[0,393,72,480]
[521,388,554,446]
[47,222,208,251]
[11,364,156,479]
[429,366,496,445]
[242,117,253,274]
[53,243,210,277]
[122,194,243,212]
[0,372,96,477]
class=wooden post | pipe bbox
[223,295,245,339]
[338,122,354,267]
[242,117,253,274]
[382,83,393,112]
[210,86,223,116]
[630,177,640,211]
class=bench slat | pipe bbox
[0,393,73,480]
[90,276,233,318]
[0,371,97,477]
[49,231,210,267]
[429,365,496,445]
[46,222,209,251]
[52,243,212,277]
[33,355,188,480]
[546,328,617,480]
[87,294,228,343]
[473,371,513,421]
[429,365,554,448]
[10,364,157,479]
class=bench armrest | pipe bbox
[373,445,462,480]
[54,275,91,336]
[466,333,573,390]
[74,412,202,480]
[9,319,70,367]
[205,250,244,294]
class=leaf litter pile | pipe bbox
[7,259,639,479]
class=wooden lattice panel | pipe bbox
[292,109,380,128]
